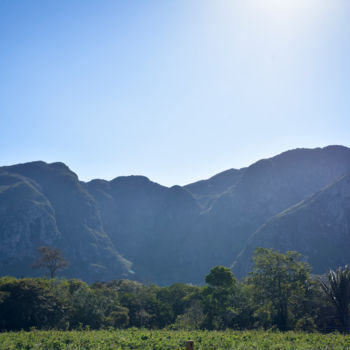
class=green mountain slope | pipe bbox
[178,146,350,282]
[233,173,350,277]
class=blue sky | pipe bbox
[1,0,349,186]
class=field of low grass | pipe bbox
[1,329,350,350]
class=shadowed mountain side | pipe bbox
[1,145,350,284]
[86,178,201,284]
[181,146,350,280]
[134,185,201,284]
[233,173,350,278]
[85,175,170,260]
[1,162,127,282]
[0,170,61,277]
[184,168,245,210]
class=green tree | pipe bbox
[202,266,238,329]
[205,266,236,289]
[32,246,69,278]
[247,248,313,331]
[319,265,350,333]
[157,283,201,321]
[0,277,64,330]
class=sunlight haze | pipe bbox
[1,0,349,186]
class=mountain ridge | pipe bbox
[1,145,350,284]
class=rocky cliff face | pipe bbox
[0,170,61,276]
[0,162,126,282]
[1,145,350,284]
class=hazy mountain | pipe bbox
[178,146,350,282]
[0,161,127,282]
[0,170,61,277]
[184,168,245,209]
[233,173,350,277]
[1,145,350,284]
[85,177,201,284]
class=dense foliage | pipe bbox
[0,249,349,333]
[1,329,350,350]
[319,265,350,333]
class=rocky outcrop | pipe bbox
[0,162,127,282]
[0,171,60,270]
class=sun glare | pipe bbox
[257,0,311,19]
[263,0,299,11]
[255,0,318,21]
[251,0,325,36]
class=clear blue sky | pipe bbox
[1,0,349,186]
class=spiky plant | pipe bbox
[319,266,350,333]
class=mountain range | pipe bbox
[1,145,349,284]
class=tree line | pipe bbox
[0,248,349,333]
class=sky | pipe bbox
[1,0,350,186]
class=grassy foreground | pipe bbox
[0,329,350,350]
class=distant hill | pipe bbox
[1,145,350,284]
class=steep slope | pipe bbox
[181,146,350,281]
[86,178,201,284]
[136,185,201,284]
[1,162,127,282]
[85,175,169,260]
[233,173,350,277]
[184,168,245,209]
[0,170,61,277]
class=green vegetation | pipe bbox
[32,246,69,278]
[1,329,350,350]
[247,248,313,331]
[1,248,349,334]
[319,265,350,333]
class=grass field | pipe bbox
[1,329,350,350]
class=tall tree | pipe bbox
[32,246,69,278]
[247,248,313,331]
[202,266,238,329]
[319,266,350,333]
